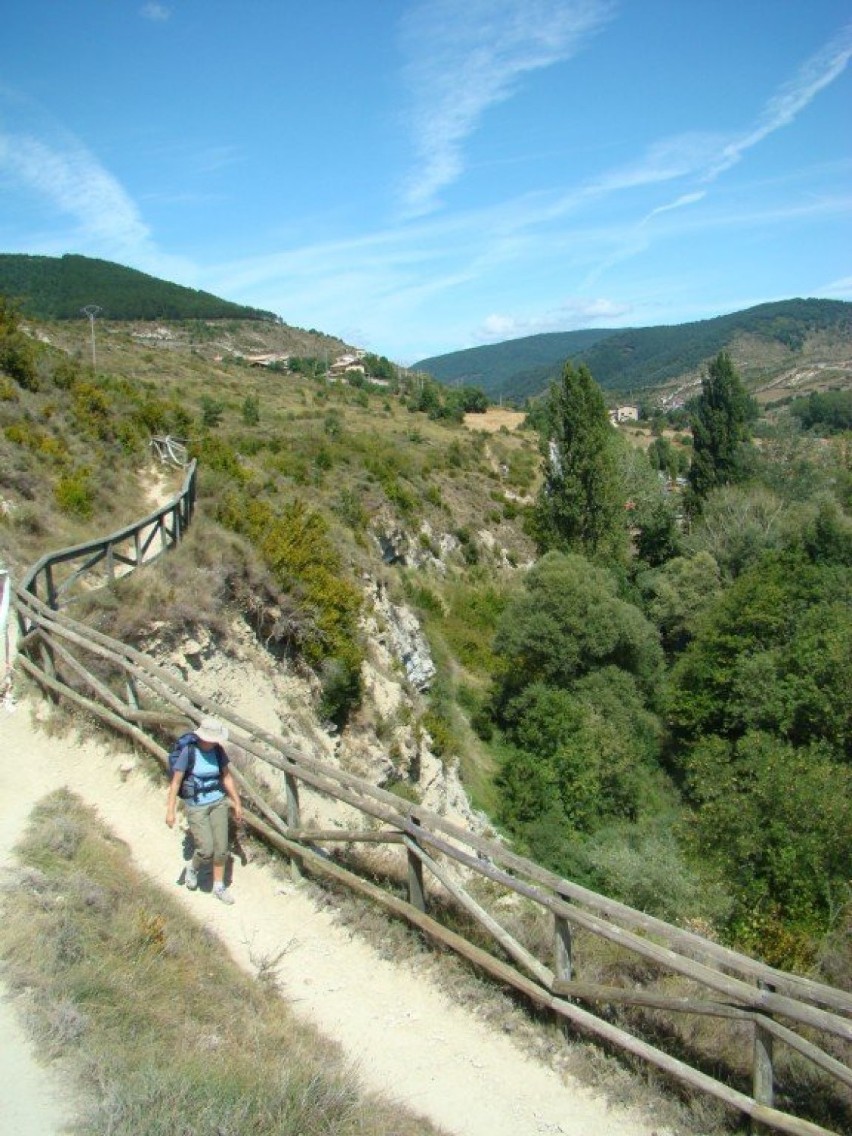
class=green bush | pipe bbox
[684,731,852,941]
[71,380,114,440]
[242,393,260,426]
[200,395,225,428]
[576,822,733,925]
[218,492,364,719]
[0,333,38,390]
[55,468,94,518]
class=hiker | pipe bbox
[165,717,243,905]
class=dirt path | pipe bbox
[0,694,674,1136]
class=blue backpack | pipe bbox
[168,731,225,802]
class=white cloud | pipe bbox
[705,22,852,182]
[0,124,199,287]
[0,131,150,251]
[477,296,631,341]
[818,273,852,299]
[641,191,707,224]
[397,0,613,217]
[140,3,170,22]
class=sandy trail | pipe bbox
[0,693,674,1136]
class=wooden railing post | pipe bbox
[44,563,56,609]
[752,981,775,1132]
[554,913,573,983]
[285,769,301,882]
[407,815,427,913]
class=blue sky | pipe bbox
[1,1,850,364]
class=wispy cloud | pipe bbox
[642,191,707,224]
[820,273,852,299]
[477,297,630,341]
[563,23,852,287]
[397,0,613,217]
[206,21,852,356]
[0,123,199,287]
[704,22,852,182]
[140,3,170,22]
[0,130,151,251]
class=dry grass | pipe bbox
[0,790,447,1136]
[463,407,526,433]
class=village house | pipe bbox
[609,404,640,425]
[328,351,367,378]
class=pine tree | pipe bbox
[533,361,624,559]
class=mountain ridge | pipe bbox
[3,252,850,406]
[414,298,852,402]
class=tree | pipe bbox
[0,294,38,390]
[685,731,852,939]
[686,484,785,580]
[618,441,681,567]
[532,362,625,559]
[667,551,851,755]
[493,552,664,707]
[640,551,722,654]
[201,395,225,428]
[687,351,755,505]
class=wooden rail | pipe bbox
[10,485,851,1136]
[17,459,196,617]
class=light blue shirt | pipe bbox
[176,742,227,806]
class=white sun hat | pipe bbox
[195,718,229,744]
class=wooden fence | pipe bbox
[18,459,196,614]
[10,474,852,1136]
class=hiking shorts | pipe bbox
[185,796,230,866]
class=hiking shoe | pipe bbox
[184,864,198,890]
[214,885,234,905]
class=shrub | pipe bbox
[71,381,114,440]
[577,822,733,925]
[200,395,225,428]
[242,393,260,426]
[55,468,94,518]
[217,492,364,718]
[0,332,38,390]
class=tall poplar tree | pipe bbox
[688,351,755,505]
[533,361,624,559]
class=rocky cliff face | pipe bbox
[142,577,484,841]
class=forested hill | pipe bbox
[414,327,620,393]
[0,253,278,322]
[414,298,852,401]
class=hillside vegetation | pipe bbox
[415,298,852,404]
[0,252,279,322]
[2,280,851,1048]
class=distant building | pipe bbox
[244,353,289,368]
[328,351,369,378]
[609,405,640,425]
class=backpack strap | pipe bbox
[184,742,226,802]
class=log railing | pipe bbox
[17,459,196,618]
[10,486,852,1136]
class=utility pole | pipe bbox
[82,305,102,370]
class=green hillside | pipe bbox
[414,328,618,390]
[0,252,279,322]
[415,299,852,401]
